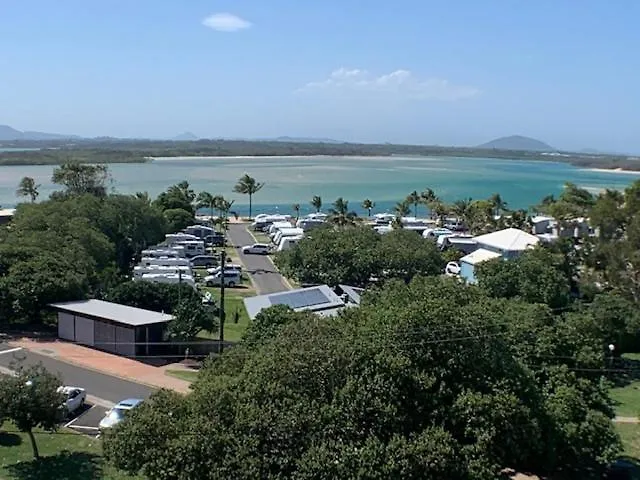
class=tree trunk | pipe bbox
[27,429,39,459]
[249,194,252,220]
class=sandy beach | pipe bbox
[585,168,640,175]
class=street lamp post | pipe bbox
[218,249,226,354]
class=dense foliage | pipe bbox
[104,277,620,479]
[275,226,444,287]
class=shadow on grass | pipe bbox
[607,456,640,480]
[0,431,22,447]
[6,451,102,480]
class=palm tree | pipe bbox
[328,197,357,226]
[452,198,473,229]
[430,200,449,226]
[196,192,218,225]
[233,174,264,220]
[311,195,322,213]
[420,188,439,218]
[361,198,375,216]
[218,198,235,230]
[489,193,508,218]
[394,200,411,218]
[292,203,301,220]
[16,176,41,203]
[406,190,420,217]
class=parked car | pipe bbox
[190,255,218,268]
[206,264,242,275]
[57,386,86,415]
[99,398,143,431]
[204,271,242,287]
[241,243,270,255]
[204,233,225,247]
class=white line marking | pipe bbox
[0,347,22,356]
[64,405,95,427]
[69,425,100,430]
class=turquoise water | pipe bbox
[0,155,638,216]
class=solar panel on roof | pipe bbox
[271,288,330,309]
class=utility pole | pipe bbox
[218,249,226,354]
[178,269,182,304]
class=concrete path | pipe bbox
[615,416,640,424]
[227,223,291,294]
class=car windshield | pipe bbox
[107,407,128,421]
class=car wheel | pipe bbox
[228,281,236,287]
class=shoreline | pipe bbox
[585,167,640,175]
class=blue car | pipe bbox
[99,398,143,431]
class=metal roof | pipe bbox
[49,299,174,327]
[243,285,346,320]
[460,248,502,266]
[473,228,540,252]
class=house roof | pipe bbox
[243,285,354,320]
[460,248,502,266]
[49,299,174,327]
[474,228,540,252]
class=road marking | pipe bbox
[64,404,95,428]
[0,347,22,356]
[69,425,100,431]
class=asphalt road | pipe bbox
[226,223,290,295]
[0,342,156,404]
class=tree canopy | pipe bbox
[104,276,620,479]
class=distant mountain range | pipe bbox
[477,135,555,152]
[0,124,79,141]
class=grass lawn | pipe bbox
[623,353,640,362]
[610,381,640,417]
[617,423,640,459]
[0,423,140,480]
[197,288,251,342]
[165,369,199,382]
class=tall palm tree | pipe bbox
[328,197,357,226]
[394,200,411,218]
[430,200,449,226]
[406,190,420,217]
[292,203,301,220]
[452,198,473,228]
[196,191,218,225]
[420,188,439,218]
[233,174,264,220]
[218,198,235,230]
[361,198,375,217]
[489,193,508,218]
[311,195,322,213]
[16,176,41,203]
[135,191,152,204]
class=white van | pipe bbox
[206,264,242,275]
[204,271,242,287]
[140,256,191,267]
[138,273,197,289]
[133,265,192,278]
[273,228,305,246]
[174,240,205,257]
[277,235,303,252]
[267,221,294,236]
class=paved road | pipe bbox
[226,223,290,295]
[0,342,156,404]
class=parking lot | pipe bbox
[64,401,110,437]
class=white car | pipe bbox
[57,386,86,415]
[242,243,270,255]
[99,398,143,431]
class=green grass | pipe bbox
[617,423,640,459]
[165,369,199,382]
[610,381,640,417]
[623,353,640,362]
[0,423,140,480]
[197,289,251,342]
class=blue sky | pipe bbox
[2,1,639,152]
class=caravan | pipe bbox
[133,265,192,278]
[140,256,191,267]
[138,273,197,289]
[164,233,199,246]
[174,240,205,257]
[183,225,215,239]
[277,235,303,251]
[141,246,185,258]
[273,227,304,246]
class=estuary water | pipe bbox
[0,155,638,216]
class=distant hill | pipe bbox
[478,135,555,152]
[0,124,79,141]
[173,132,199,141]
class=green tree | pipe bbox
[311,195,322,213]
[154,181,196,214]
[292,203,301,220]
[328,197,357,227]
[489,193,508,217]
[451,198,473,228]
[420,188,439,218]
[106,281,202,314]
[51,161,110,197]
[406,190,421,217]
[394,200,411,218]
[164,208,194,233]
[168,299,217,341]
[16,176,41,203]
[196,191,218,224]
[0,364,64,459]
[361,198,374,216]
[233,174,264,220]
[378,229,444,281]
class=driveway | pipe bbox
[0,342,155,404]
[226,223,291,294]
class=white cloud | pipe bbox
[202,13,252,32]
[297,68,479,101]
